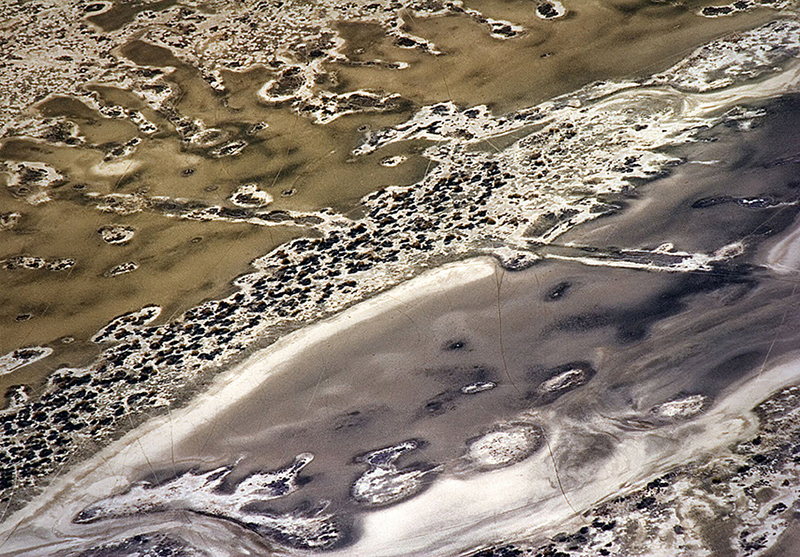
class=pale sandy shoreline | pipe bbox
[0,256,499,551]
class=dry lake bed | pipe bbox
[3,0,800,555]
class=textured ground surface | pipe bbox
[2,0,800,555]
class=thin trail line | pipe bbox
[305,366,328,413]
[440,70,453,104]
[542,429,585,523]
[0,465,19,525]
[270,113,301,190]
[494,267,518,394]
[0,435,89,549]
[167,404,177,476]
[382,293,425,342]
[129,413,159,485]
[482,137,502,153]
[405,9,504,157]
[495,266,585,523]
[0,517,22,552]
[177,507,215,555]
[112,160,135,190]
[759,282,797,376]
[196,418,220,457]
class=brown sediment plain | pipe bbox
[334,0,776,113]
[0,0,780,376]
